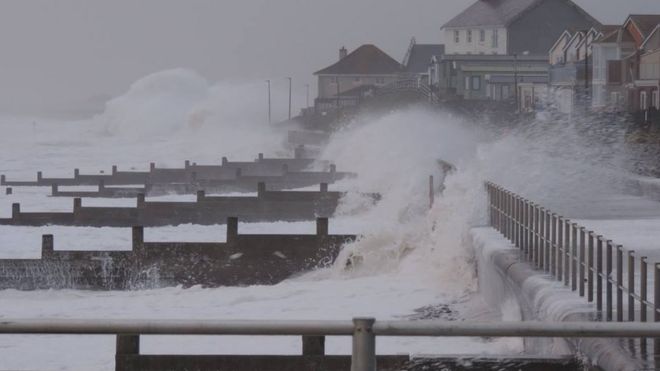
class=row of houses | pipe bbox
[549,15,660,122]
[307,0,660,124]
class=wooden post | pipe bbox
[132,226,144,252]
[316,218,329,236]
[137,194,146,209]
[11,203,20,219]
[41,235,54,259]
[227,217,239,243]
[115,334,140,371]
[73,198,82,213]
[302,335,325,356]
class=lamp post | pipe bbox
[513,53,519,112]
[287,77,292,120]
[266,80,271,125]
[305,84,310,108]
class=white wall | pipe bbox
[641,50,660,80]
[443,27,507,55]
[317,74,397,99]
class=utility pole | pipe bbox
[266,80,271,124]
[305,84,310,108]
[287,77,292,120]
[584,37,590,112]
[513,53,519,112]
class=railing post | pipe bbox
[514,195,520,248]
[564,220,571,287]
[557,216,564,281]
[606,241,613,321]
[571,223,578,292]
[597,237,603,313]
[523,199,529,258]
[551,214,558,277]
[351,318,376,371]
[654,263,660,355]
[543,210,552,273]
[588,232,594,303]
[628,251,636,322]
[302,335,325,356]
[617,246,624,322]
[532,204,538,265]
[115,334,140,371]
[579,227,586,297]
[642,257,648,323]
[539,208,545,269]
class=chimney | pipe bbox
[339,46,348,60]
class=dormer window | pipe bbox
[467,30,472,43]
[492,29,499,48]
[480,30,485,42]
[454,30,460,43]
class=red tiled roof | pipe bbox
[314,45,402,75]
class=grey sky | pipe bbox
[0,0,658,115]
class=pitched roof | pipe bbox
[641,24,660,50]
[627,15,660,39]
[404,44,445,73]
[443,0,541,28]
[443,0,597,29]
[314,45,402,75]
[595,27,634,44]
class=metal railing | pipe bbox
[487,183,660,330]
[3,318,660,371]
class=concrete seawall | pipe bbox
[471,227,644,371]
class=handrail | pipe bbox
[3,317,660,371]
[2,318,660,337]
[486,181,660,328]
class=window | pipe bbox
[467,30,472,43]
[471,76,481,91]
[330,77,338,84]
[375,77,385,85]
[465,76,470,90]
[653,90,659,109]
[480,29,485,42]
[454,30,460,43]
[354,77,361,83]
[641,91,648,110]
[492,29,499,48]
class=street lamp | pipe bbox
[513,53,519,112]
[287,77,292,120]
[266,80,271,125]
[305,84,310,108]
